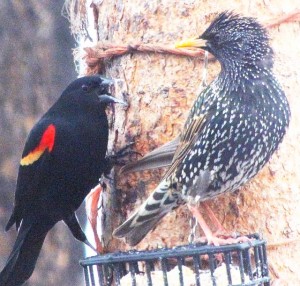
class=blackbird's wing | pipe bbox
[6,119,57,231]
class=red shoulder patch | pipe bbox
[20,124,56,166]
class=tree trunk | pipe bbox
[75,1,300,284]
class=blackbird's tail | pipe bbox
[0,219,52,286]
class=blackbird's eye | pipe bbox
[81,79,113,95]
[81,84,91,92]
[82,81,98,92]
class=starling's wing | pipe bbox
[163,114,207,179]
[6,119,56,231]
[113,116,208,246]
[120,86,211,175]
[162,83,213,179]
[120,136,180,174]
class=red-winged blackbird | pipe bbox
[114,12,290,246]
[0,75,126,286]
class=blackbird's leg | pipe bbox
[188,205,251,246]
[106,142,141,167]
[64,213,98,253]
[85,184,104,253]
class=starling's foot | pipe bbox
[194,231,248,244]
[188,205,251,246]
[213,229,241,239]
[206,234,252,246]
[193,230,233,243]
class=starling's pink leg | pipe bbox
[202,202,227,235]
[188,205,251,246]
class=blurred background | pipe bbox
[0,1,86,285]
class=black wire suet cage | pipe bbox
[80,234,270,286]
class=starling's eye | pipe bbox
[212,33,220,41]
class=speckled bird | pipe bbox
[114,12,290,246]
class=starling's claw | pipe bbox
[206,235,252,246]
[188,205,252,246]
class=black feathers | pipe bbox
[0,76,122,285]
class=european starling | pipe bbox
[114,12,290,246]
[0,76,126,286]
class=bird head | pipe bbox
[63,75,127,107]
[176,12,273,69]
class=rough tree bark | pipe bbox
[74,0,300,284]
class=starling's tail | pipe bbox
[120,137,179,174]
[0,219,52,286]
[113,180,179,246]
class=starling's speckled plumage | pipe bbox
[114,12,290,246]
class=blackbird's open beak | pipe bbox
[99,77,114,87]
[98,94,128,106]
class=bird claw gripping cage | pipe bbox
[80,234,270,286]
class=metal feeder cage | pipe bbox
[80,234,270,286]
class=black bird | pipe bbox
[0,75,126,286]
[114,12,290,246]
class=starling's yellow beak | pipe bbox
[175,37,206,48]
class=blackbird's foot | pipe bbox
[100,174,112,186]
[107,142,141,167]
